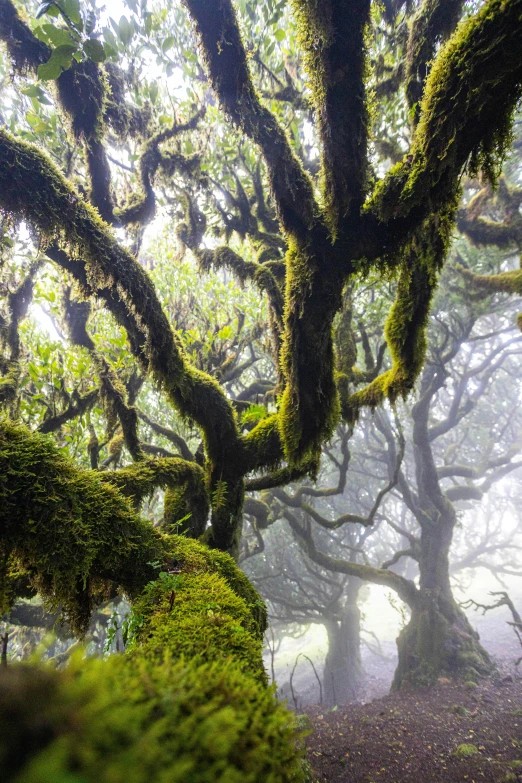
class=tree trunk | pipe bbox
[393,511,493,689]
[323,581,363,705]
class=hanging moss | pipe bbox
[193,246,284,329]
[405,0,465,119]
[344,208,455,422]
[0,0,50,73]
[457,213,522,248]
[368,0,522,236]
[103,62,151,139]
[56,60,107,143]
[460,267,522,296]
[0,420,166,631]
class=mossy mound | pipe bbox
[169,536,268,636]
[128,571,266,682]
[453,743,480,759]
[0,656,305,783]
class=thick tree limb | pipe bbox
[363,0,522,260]
[292,0,371,232]
[184,0,317,237]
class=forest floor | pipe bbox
[305,662,522,783]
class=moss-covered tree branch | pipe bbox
[291,0,372,233]
[183,0,317,237]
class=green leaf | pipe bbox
[21,85,41,97]
[103,43,118,59]
[61,0,82,26]
[41,23,76,47]
[274,28,286,41]
[37,44,76,80]
[162,36,175,53]
[117,15,134,46]
[149,81,159,104]
[38,59,62,81]
[52,44,77,66]
[83,38,106,63]
[241,404,268,425]
[103,26,118,47]
[36,1,54,19]
[217,325,233,340]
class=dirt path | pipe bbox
[306,665,522,783]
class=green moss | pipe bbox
[393,590,493,689]
[460,267,522,296]
[369,0,522,231]
[0,0,50,74]
[290,0,371,233]
[103,456,209,536]
[0,361,19,406]
[0,419,165,632]
[457,215,521,248]
[156,535,267,636]
[0,127,251,551]
[129,572,265,681]
[344,212,454,422]
[0,422,294,780]
[185,0,316,238]
[0,656,305,783]
[405,0,465,119]
[192,246,284,330]
[277,236,343,468]
[56,59,107,142]
[0,420,265,634]
[453,743,480,758]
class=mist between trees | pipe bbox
[1,0,522,780]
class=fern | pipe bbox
[212,479,228,510]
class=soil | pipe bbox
[305,662,522,783]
